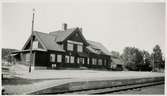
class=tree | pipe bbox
[138,50,152,71]
[121,47,143,71]
[151,45,164,71]
[2,48,18,64]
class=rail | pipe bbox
[54,80,164,94]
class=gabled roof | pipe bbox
[34,31,65,51]
[87,40,110,55]
[50,28,89,46]
[22,27,110,56]
[49,28,77,42]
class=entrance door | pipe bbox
[77,57,84,65]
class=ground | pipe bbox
[2,69,165,95]
[11,69,165,80]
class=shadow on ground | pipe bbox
[2,77,71,85]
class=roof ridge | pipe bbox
[34,31,49,35]
[87,40,102,45]
[49,27,78,33]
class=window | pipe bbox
[92,58,96,65]
[50,54,55,62]
[87,58,89,64]
[25,53,30,62]
[65,55,70,63]
[75,33,78,37]
[77,45,83,52]
[70,56,75,63]
[77,57,84,64]
[98,59,102,65]
[77,57,80,64]
[92,58,94,65]
[67,43,73,51]
[32,41,38,49]
[80,58,84,64]
[57,55,62,62]
[94,59,97,65]
[104,60,107,66]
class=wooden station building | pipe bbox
[13,23,111,70]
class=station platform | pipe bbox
[3,70,165,95]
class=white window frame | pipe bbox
[92,58,97,65]
[87,58,89,64]
[70,56,75,63]
[77,57,79,64]
[82,58,84,64]
[57,55,62,63]
[65,55,70,63]
[32,41,38,49]
[77,45,83,52]
[67,43,74,51]
[50,54,55,62]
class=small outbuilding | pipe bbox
[110,56,124,71]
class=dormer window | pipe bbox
[77,44,83,52]
[32,41,38,49]
[67,40,83,52]
[75,33,78,37]
[67,43,73,51]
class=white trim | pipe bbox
[22,32,47,51]
[22,35,32,50]
[34,32,48,50]
[67,40,83,45]
[67,43,74,51]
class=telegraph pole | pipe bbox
[153,54,155,72]
[29,8,35,73]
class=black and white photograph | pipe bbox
[1,0,165,95]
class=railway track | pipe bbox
[54,80,164,94]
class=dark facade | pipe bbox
[13,24,111,70]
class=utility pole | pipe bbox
[153,54,155,72]
[29,8,35,73]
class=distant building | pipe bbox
[12,23,111,70]
[110,55,124,71]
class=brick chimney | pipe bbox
[62,23,67,31]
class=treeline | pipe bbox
[112,45,165,72]
[1,48,19,62]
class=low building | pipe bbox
[110,56,124,71]
[12,23,111,70]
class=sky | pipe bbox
[2,1,165,54]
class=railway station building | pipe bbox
[12,23,111,70]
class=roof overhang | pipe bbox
[77,52,89,57]
[22,32,47,50]
[12,48,47,54]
